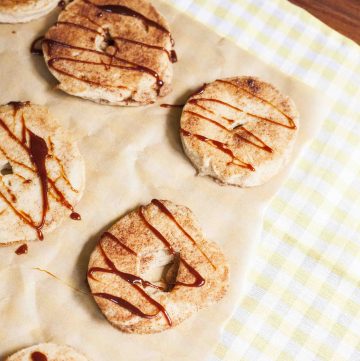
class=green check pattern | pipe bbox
[167,0,360,360]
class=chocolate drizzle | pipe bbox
[31,352,48,361]
[36,0,176,95]
[84,0,170,34]
[88,200,209,327]
[139,201,206,287]
[181,129,255,171]
[184,108,273,153]
[216,79,297,129]
[89,232,171,325]
[43,37,164,92]
[70,211,81,220]
[182,80,297,171]
[150,199,215,270]
[0,102,81,240]
[190,83,207,97]
[8,101,30,115]
[15,243,28,255]
[28,130,49,240]
[113,36,177,63]
[102,231,136,255]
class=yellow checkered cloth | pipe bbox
[167,0,360,360]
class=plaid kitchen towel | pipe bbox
[167,0,360,360]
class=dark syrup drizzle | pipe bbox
[113,36,177,63]
[85,1,170,34]
[33,0,176,94]
[89,232,171,325]
[182,80,297,171]
[28,130,49,240]
[88,200,211,326]
[0,102,81,240]
[151,199,215,270]
[160,103,184,108]
[15,243,28,255]
[181,129,255,171]
[70,211,81,220]
[216,79,297,129]
[185,104,273,153]
[31,352,48,361]
[159,84,208,109]
[43,38,164,92]
[139,201,206,288]
[8,101,31,114]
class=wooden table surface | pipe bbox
[289,0,360,44]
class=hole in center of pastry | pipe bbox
[140,250,180,292]
[1,162,13,176]
[100,28,116,52]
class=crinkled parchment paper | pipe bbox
[0,1,328,360]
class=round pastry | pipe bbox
[42,0,176,105]
[5,343,89,361]
[180,76,300,187]
[88,199,229,333]
[0,0,58,23]
[0,101,85,245]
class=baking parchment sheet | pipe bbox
[0,1,328,360]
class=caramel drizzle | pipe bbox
[160,103,184,108]
[0,176,17,203]
[88,200,209,326]
[216,79,297,129]
[39,1,176,93]
[31,352,47,361]
[77,13,103,28]
[113,36,177,62]
[20,114,27,143]
[0,191,38,232]
[65,15,173,61]
[48,137,79,193]
[189,97,277,147]
[8,101,31,116]
[15,243,28,255]
[0,103,80,239]
[43,38,163,90]
[182,82,296,170]
[102,231,137,255]
[89,232,172,325]
[28,129,49,239]
[181,128,255,171]
[151,199,216,270]
[190,83,207,97]
[0,142,77,214]
[139,201,206,287]
[0,115,48,240]
[184,109,273,153]
[89,256,163,292]
[56,20,102,35]
[83,0,170,34]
